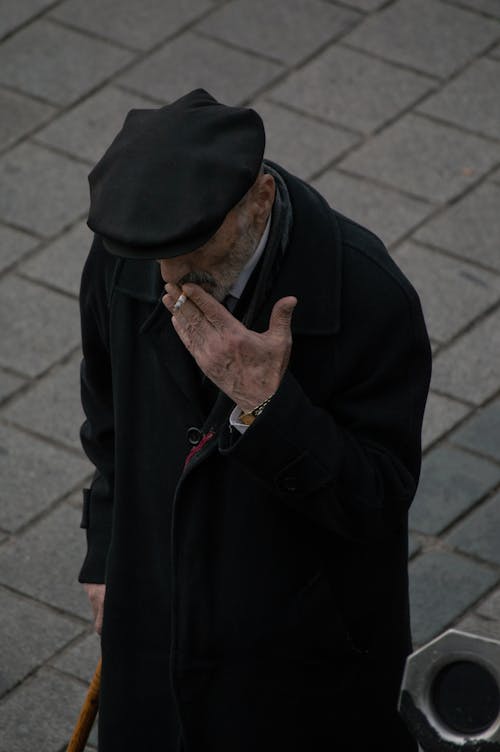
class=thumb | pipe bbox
[268,296,297,336]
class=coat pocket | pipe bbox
[292,568,357,661]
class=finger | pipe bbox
[268,296,297,336]
[181,283,233,331]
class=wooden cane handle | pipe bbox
[66,658,102,752]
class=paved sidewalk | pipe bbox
[0,1,499,750]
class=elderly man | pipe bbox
[79,88,431,751]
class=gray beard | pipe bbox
[178,217,262,302]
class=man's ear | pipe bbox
[252,173,275,221]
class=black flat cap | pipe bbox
[87,89,265,259]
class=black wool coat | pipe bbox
[78,163,431,752]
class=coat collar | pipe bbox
[112,163,343,406]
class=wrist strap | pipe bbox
[239,395,274,426]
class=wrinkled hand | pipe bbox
[83,583,106,635]
[162,282,297,413]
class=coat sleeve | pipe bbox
[219,268,432,542]
[78,236,117,583]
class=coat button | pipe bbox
[187,427,203,446]
[281,476,298,493]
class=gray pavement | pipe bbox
[0,1,499,749]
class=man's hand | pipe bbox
[162,282,297,413]
[83,583,106,635]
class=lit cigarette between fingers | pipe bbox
[173,292,187,311]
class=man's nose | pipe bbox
[157,258,190,284]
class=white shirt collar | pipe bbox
[227,212,272,300]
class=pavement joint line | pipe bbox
[112,82,167,105]
[425,297,500,354]
[323,0,371,12]
[46,14,146,54]
[0,582,91,629]
[0,475,88,537]
[423,410,500,460]
[28,137,95,167]
[0,417,87,461]
[0,340,82,388]
[439,0,500,22]
[192,28,287,67]
[433,479,500,538]
[0,231,76,286]
[11,269,80,302]
[304,60,456,186]
[339,40,443,82]
[0,0,63,44]
[412,109,500,145]
[409,238,500,279]
[0,79,64,110]
[236,13,368,108]
[0,663,89,708]
[0,216,44,241]
[448,440,500,469]
[262,96,363,137]
[333,165,439,206]
[15,269,81,300]
[425,388,476,410]
[338,39,441,83]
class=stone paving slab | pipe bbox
[197,0,359,65]
[120,32,283,106]
[0,142,89,238]
[0,0,55,40]
[313,169,433,247]
[34,86,158,165]
[392,241,500,344]
[421,392,470,450]
[252,100,359,181]
[0,224,38,274]
[409,550,499,646]
[0,87,55,153]
[339,113,500,203]
[0,586,83,697]
[0,504,92,619]
[0,275,80,378]
[269,45,433,135]
[447,490,500,565]
[418,57,500,140]
[455,613,500,641]
[51,0,213,52]
[0,19,134,107]
[414,181,500,274]
[450,396,500,462]
[344,0,500,78]
[50,632,100,684]
[20,220,92,297]
[477,585,500,620]
[431,306,500,405]
[409,444,500,535]
[0,667,89,752]
[0,422,89,533]
[4,353,87,451]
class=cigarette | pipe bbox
[173,292,187,311]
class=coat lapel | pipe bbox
[250,164,343,337]
[114,258,205,418]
